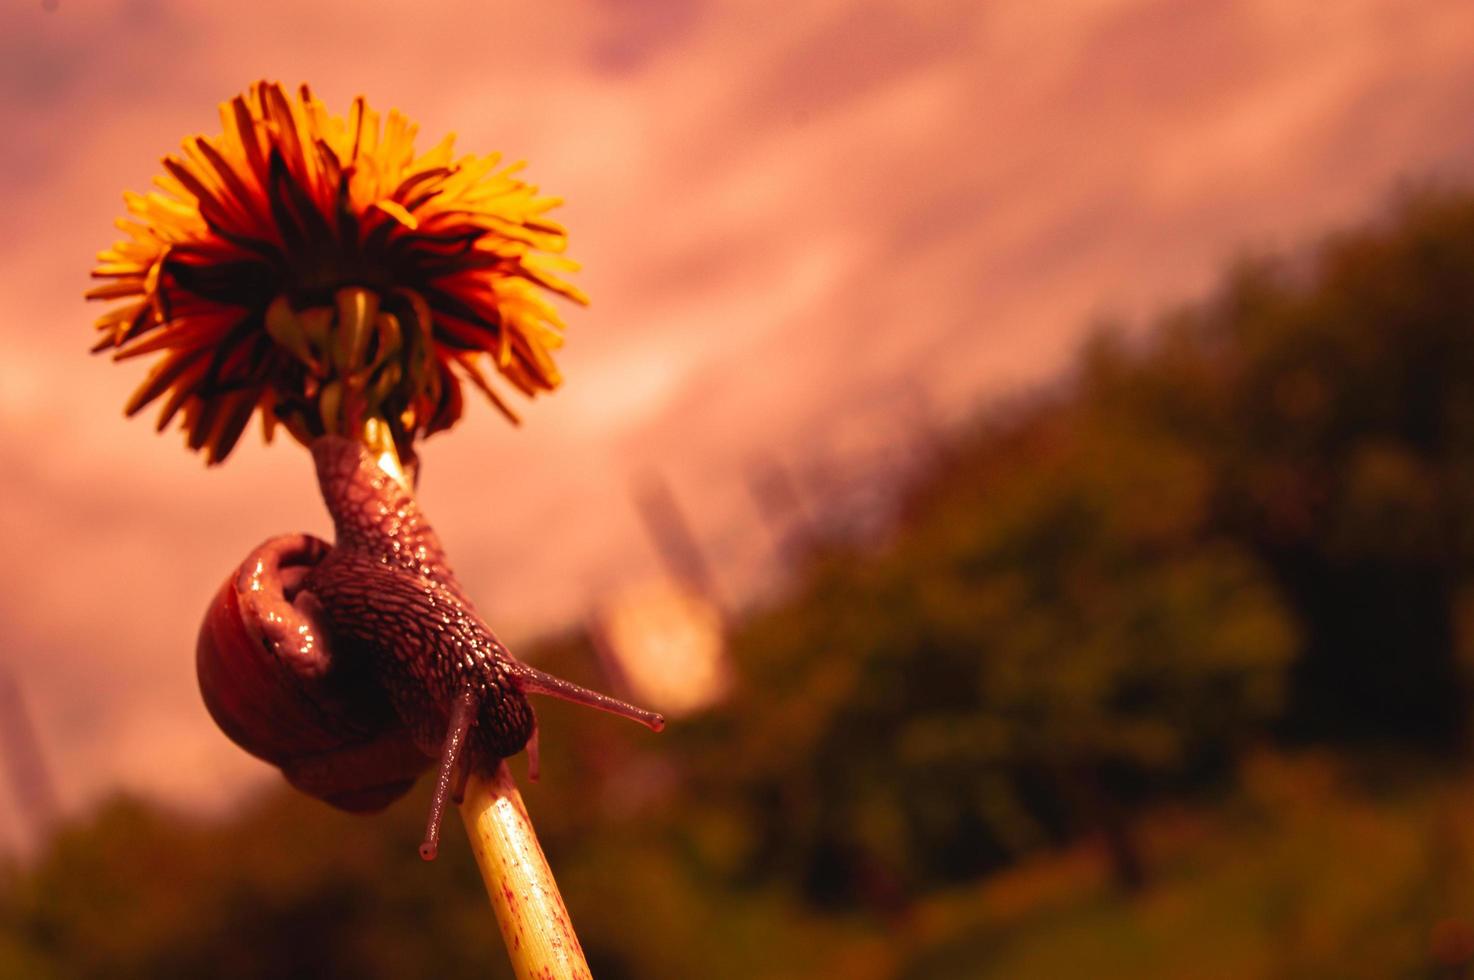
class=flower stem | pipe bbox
[460,764,592,980]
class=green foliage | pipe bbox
[1163,191,1474,745]
[690,186,1474,902]
[900,754,1474,980]
[0,791,503,980]
[719,347,1295,897]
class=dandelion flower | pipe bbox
[88,81,586,464]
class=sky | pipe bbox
[2,0,1474,851]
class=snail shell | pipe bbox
[196,533,430,812]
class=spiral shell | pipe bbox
[196,534,430,812]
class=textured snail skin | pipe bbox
[303,437,536,762]
[198,435,663,857]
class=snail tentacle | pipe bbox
[525,724,541,783]
[420,687,481,862]
[514,664,666,733]
[451,745,474,805]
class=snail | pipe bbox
[197,435,665,859]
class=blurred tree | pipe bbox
[721,379,1294,895]
[1116,190,1474,750]
[704,188,1474,898]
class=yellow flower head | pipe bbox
[88,80,586,464]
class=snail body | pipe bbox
[198,436,664,859]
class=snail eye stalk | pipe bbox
[87,80,587,465]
